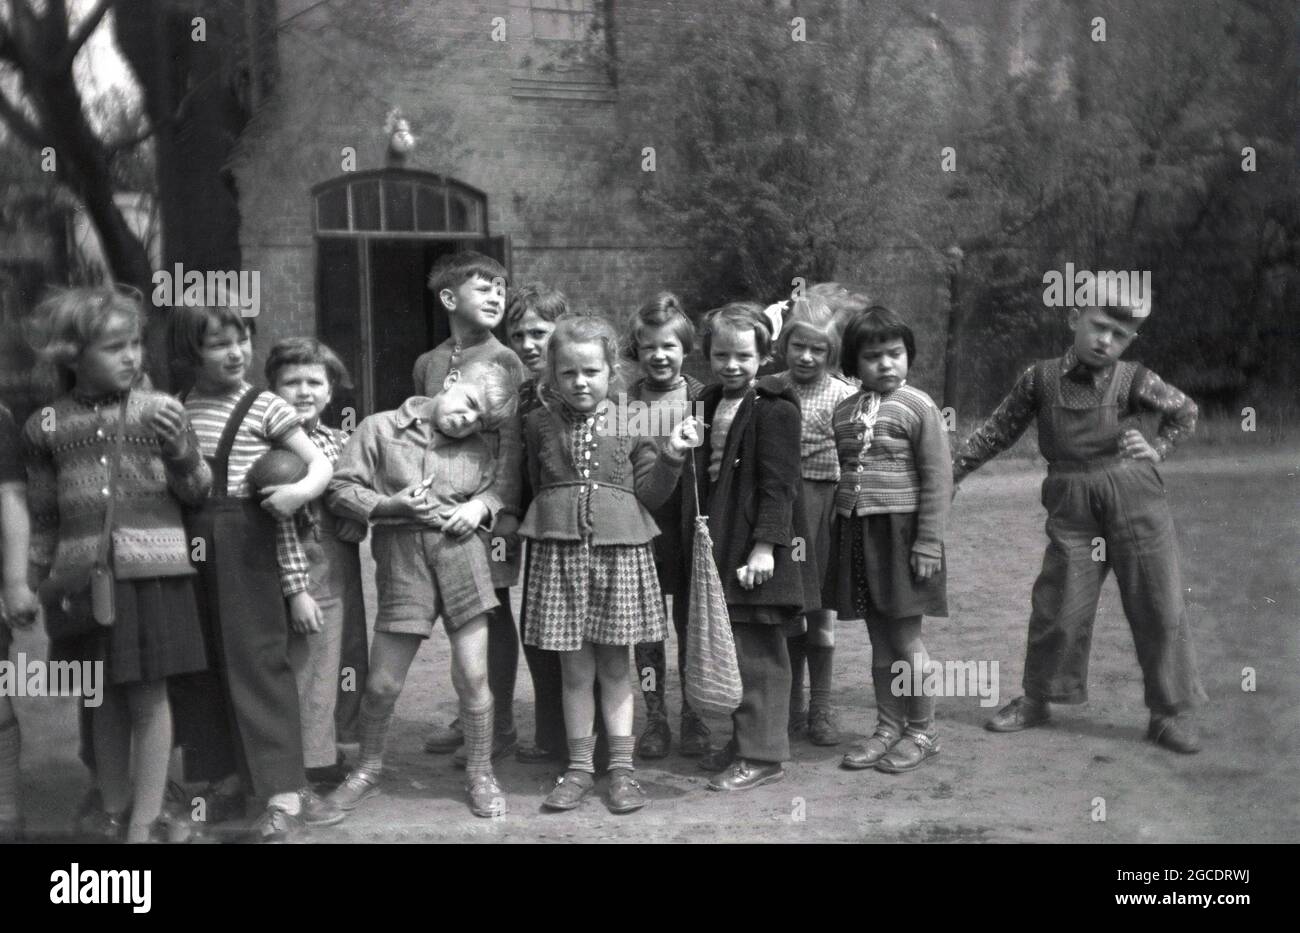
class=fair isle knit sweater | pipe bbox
[23,389,212,585]
[831,384,952,559]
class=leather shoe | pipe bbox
[679,711,712,757]
[841,730,900,770]
[299,787,346,827]
[698,738,736,772]
[1148,717,1201,754]
[707,759,785,792]
[422,717,463,753]
[875,731,940,773]
[636,717,671,759]
[807,706,841,746]
[515,743,562,763]
[606,769,648,813]
[985,696,1050,733]
[466,774,508,817]
[542,770,595,811]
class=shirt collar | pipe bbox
[1062,348,1113,384]
[393,396,438,430]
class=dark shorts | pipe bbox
[372,527,499,636]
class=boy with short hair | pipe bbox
[265,337,369,788]
[326,361,519,816]
[952,300,1207,753]
[412,252,527,766]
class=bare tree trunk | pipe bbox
[115,0,257,388]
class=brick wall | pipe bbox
[231,0,1006,391]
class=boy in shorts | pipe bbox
[325,361,519,817]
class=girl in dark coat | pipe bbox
[686,303,819,791]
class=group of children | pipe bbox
[0,250,1207,841]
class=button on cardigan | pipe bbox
[518,400,686,545]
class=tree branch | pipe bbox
[0,83,49,149]
[104,118,155,153]
[57,0,116,73]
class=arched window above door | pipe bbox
[312,170,487,236]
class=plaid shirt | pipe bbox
[277,422,348,598]
[952,349,1199,482]
[766,370,857,480]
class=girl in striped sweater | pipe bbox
[826,306,952,774]
[168,305,341,842]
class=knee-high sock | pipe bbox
[787,633,808,712]
[357,693,396,774]
[872,667,906,737]
[634,640,667,719]
[807,644,834,711]
[461,701,495,779]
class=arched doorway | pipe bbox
[312,169,510,416]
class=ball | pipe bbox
[247,449,308,497]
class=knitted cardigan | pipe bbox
[23,389,212,585]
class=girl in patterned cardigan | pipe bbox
[22,287,212,842]
[521,314,697,814]
[827,306,953,774]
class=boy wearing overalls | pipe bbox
[952,301,1207,753]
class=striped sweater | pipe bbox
[831,384,952,558]
[23,389,212,584]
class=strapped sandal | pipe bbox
[875,731,940,773]
[542,770,595,811]
[841,729,901,770]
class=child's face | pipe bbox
[636,324,685,386]
[784,325,831,384]
[708,326,761,394]
[855,338,909,392]
[75,313,142,395]
[553,340,611,413]
[440,274,505,334]
[274,363,333,430]
[1069,306,1138,368]
[432,382,487,438]
[508,309,555,375]
[196,322,252,392]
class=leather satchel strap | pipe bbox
[96,392,131,566]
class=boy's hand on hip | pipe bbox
[911,552,941,582]
[1120,429,1160,462]
[439,500,488,538]
[288,591,323,634]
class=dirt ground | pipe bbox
[11,447,1299,843]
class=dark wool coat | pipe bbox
[683,382,819,618]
